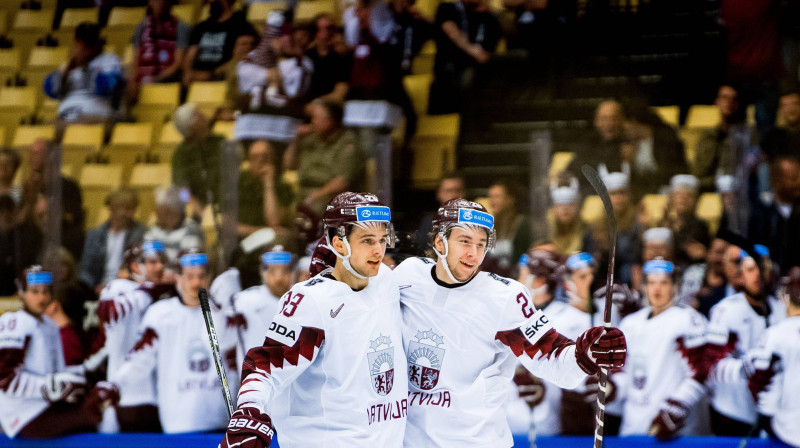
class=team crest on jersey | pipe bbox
[188,345,211,372]
[407,329,446,391]
[367,335,395,396]
[632,358,646,389]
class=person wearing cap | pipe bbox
[227,247,296,376]
[112,250,238,434]
[44,22,124,128]
[705,249,786,435]
[0,266,119,438]
[79,187,146,294]
[610,259,712,440]
[96,240,176,433]
[144,186,206,264]
[547,177,593,257]
[715,174,738,235]
[745,267,800,447]
[393,198,626,447]
[221,192,407,448]
[660,174,711,269]
[632,227,674,293]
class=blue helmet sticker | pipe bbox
[458,208,494,229]
[27,272,53,286]
[355,206,391,222]
[181,253,208,267]
[566,252,594,271]
[262,251,292,266]
[643,259,674,275]
[142,240,165,255]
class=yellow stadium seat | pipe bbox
[0,127,5,147]
[295,0,336,22]
[651,105,679,127]
[105,7,147,55]
[0,10,7,36]
[685,105,719,129]
[640,194,668,226]
[151,121,183,163]
[696,192,722,236]
[415,114,459,138]
[0,86,37,115]
[187,81,227,116]
[54,8,99,46]
[474,196,492,215]
[134,82,181,126]
[130,163,171,222]
[0,48,20,87]
[411,41,436,75]
[246,2,287,25]
[103,123,153,177]
[11,124,54,151]
[678,128,705,171]
[62,124,104,177]
[581,195,604,227]
[549,151,575,180]
[79,164,124,229]
[171,4,197,24]
[11,9,55,62]
[22,47,69,100]
[212,120,235,140]
[403,74,432,116]
[415,0,438,20]
[410,135,456,189]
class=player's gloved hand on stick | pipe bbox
[42,371,86,403]
[83,381,121,424]
[583,373,616,403]
[575,326,626,375]
[220,407,275,448]
[743,350,781,400]
[594,283,641,318]
[512,366,545,408]
[648,398,690,441]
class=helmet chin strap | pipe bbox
[327,234,368,280]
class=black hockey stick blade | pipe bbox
[199,288,236,418]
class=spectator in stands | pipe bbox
[44,23,124,129]
[79,188,146,293]
[483,179,532,277]
[749,155,800,274]
[389,0,434,77]
[182,0,257,85]
[761,91,800,160]
[3,194,45,286]
[0,195,20,295]
[44,281,86,366]
[593,171,641,288]
[127,0,191,102]
[691,85,758,192]
[307,14,352,102]
[622,102,688,199]
[171,103,225,217]
[428,0,501,114]
[0,149,21,204]
[237,140,294,237]
[415,171,466,253]
[284,99,365,216]
[716,174,739,235]
[547,178,592,256]
[144,186,205,264]
[694,238,731,317]
[568,100,626,196]
[659,175,710,269]
[45,246,98,356]
[18,140,84,261]
[632,227,674,291]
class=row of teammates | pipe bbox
[0,192,797,447]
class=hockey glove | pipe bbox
[42,371,86,403]
[83,381,120,425]
[512,366,545,408]
[575,326,627,375]
[220,407,275,448]
[648,399,690,441]
[744,351,781,401]
[593,283,641,318]
[583,373,617,403]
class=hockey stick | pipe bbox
[199,287,235,418]
[581,165,617,448]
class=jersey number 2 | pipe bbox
[281,292,305,317]
[516,293,534,318]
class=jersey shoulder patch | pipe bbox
[0,311,38,348]
[304,277,326,287]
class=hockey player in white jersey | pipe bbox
[0,266,118,438]
[97,240,176,432]
[228,247,295,375]
[394,198,627,448]
[611,259,710,439]
[706,248,785,435]
[220,192,408,448]
[747,267,800,447]
[112,250,238,434]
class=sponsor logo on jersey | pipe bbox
[330,303,344,318]
[407,329,445,391]
[266,318,302,347]
[367,335,395,396]
[520,310,554,346]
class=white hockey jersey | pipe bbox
[614,305,708,436]
[114,296,238,434]
[395,257,586,448]
[210,268,242,312]
[750,316,800,447]
[708,293,785,424]
[237,264,408,448]
[228,285,283,376]
[0,310,64,438]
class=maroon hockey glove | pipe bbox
[227,313,248,330]
[593,283,641,318]
[648,398,690,441]
[220,407,275,448]
[744,352,781,401]
[83,381,120,424]
[42,372,86,403]
[513,366,545,408]
[309,236,337,276]
[583,373,617,403]
[575,327,627,375]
